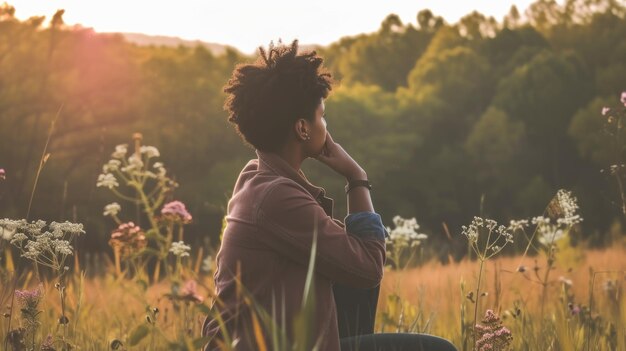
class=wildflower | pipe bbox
[568,303,581,316]
[602,107,611,116]
[556,189,579,219]
[558,276,573,287]
[0,168,5,180]
[386,216,427,249]
[122,153,144,173]
[508,219,528,231]
[621,91,626,106]
[140,145,160,158]
[15,285,43,331]
[109,222,146,258]
[111,144,128,159]
[538,227,566,246]
[103,202,121,217]
[49,221,85,236]
[170,241,191,257]
[96,173,119,189]
[161,201,193,223]
[201,255,213,273]
[40,334,56,351]
[475,309,513,351]
[180,280,204,303]
[102,159,121,173]
[0,218,23,241]
[531,216,550,226]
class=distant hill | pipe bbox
[114,32,239,56]
[114,33,322,56]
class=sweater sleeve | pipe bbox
[257,179,386,288]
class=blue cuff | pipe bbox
[345,212,387,241]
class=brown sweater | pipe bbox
[203,150,386,351]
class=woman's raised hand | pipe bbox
[314,132,367,181]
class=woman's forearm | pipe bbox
[346,171,374,213]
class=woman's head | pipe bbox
[223,40,333,152]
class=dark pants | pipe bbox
[333,284,457,351]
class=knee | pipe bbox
[432,337,457,351]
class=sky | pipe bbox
[10,0,538,54]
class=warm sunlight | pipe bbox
[10,0,536,52]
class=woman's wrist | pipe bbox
[345,169,367,181]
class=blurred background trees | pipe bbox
[1,0,626,259]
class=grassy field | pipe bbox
[378,244,626,350]
[2,242,626,350]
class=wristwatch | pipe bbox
[345,180,372,194]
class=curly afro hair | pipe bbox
[223,40,333,152]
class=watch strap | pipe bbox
[345,180,372,194]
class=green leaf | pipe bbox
[128,324,150,346]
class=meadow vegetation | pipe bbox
[3,0,626,350]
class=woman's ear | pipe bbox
[294,118,310,141]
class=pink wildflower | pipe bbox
[161,201,192,223]
[181,280,204,303]
[602,107,610,116]
[475,309,513,351]
[568,303,581,316]
[621,91,626,106]
[0,168,5,180]
[109,222,146,257]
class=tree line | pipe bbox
[1,0,625,259]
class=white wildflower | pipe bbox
[387,216,426,248]
[0,219,23,241]
[102,159,121,173]
[53,239,73,255]
[531,216,550,226]
[97,173,119,188]
[538,227,566,246]
[10,232,28,245]
[126,153,144,171]
[153,162,164,169]
[103,202,121,217]
[170,241,191,257]
[140,145,160,158]
[50,221,85,236]
[558,276,573,287]
[556,189,579,219]
[508,219,529,231]
[201,255,213,273]
[111,144,128,159]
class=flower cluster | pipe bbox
[170,241,191,257]
[385,215,427,248]
[0,218,20,241]
[475,309,513,351]
[103,202,121,217]
[4,219,85,271]
[15,285,44,331]
[109,222,146,258]
[507,190,583,248]
[462,217,513,259]
[161,200,193,223]
[97,143,176,191]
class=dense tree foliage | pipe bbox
[1,0,625,257]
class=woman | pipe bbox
[203,40,456,351]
